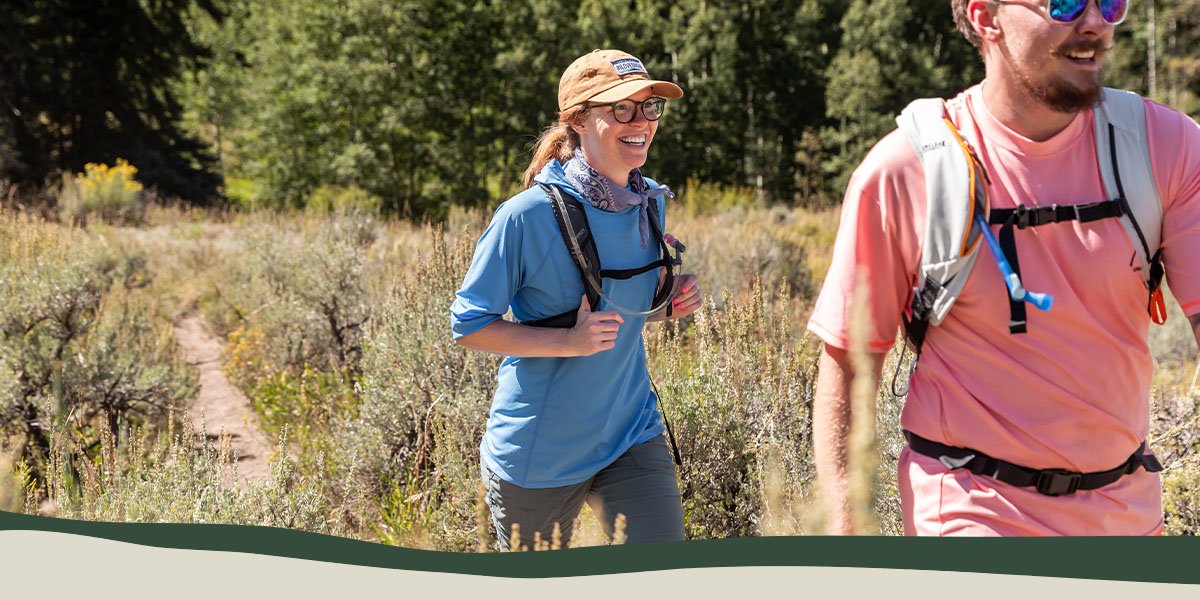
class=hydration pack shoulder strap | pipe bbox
[1095,88,1167,321]
[537,182,602,329]
[896,91,1165,345]
[523,183,677,329]
[889,91,1165,395]
[895,98,989,354]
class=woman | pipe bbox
[450,49,701,550]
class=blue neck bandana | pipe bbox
[562,148,673,248]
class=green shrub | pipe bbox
[307,185,382,216]
[1147,285,1200,534]
[678,179,762,216]
[221,214,376,374]
[666,202,838,305]
[335,227,496,549]
[0,452,28,513]
[244,365,358,471]
[1164,460,1200,536]
[224,177,261,209]
[57,159,146,226]
[0,214,192,472]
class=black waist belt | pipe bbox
[903,430,1163,497]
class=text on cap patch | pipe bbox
[610,58,647,76]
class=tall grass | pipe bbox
[847,270,881,536]
[647,282,822,538]
[31,420,334,532]
[333,226,497,549]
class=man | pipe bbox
[809,0,1200,535]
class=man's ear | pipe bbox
[969,0,1003,44]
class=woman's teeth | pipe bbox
[619,135,646,146]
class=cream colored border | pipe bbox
[2,531,1196,599]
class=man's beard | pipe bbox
[1009,40,1109,114]
[1018,63,1103,113]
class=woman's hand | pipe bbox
[669,274,701,318]
[568,295,625,356]
[455,297,624,358]
[649,273,700,322]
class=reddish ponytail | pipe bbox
[522,106,588,188]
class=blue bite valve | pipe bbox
[1025,291,1053,312]
[974,213,1054,313]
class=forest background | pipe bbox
[5,0,1199,215]
[1,0,1199,548]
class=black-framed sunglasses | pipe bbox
[589,97,668,124]
[994,0,1128,25]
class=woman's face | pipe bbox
[573,89,659,187]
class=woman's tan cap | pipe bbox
[557,49,684,111]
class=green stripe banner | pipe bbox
[2,510,1197,583]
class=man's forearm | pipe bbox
[813,344,885,535]
[814,346,854,535]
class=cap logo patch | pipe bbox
[610,58,647,76]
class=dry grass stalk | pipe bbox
[757,450,811,536]
[847,269,880,535]
[475,482,491,552]
[0,452,24,513]
[611,513,628,545]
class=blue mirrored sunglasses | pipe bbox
[997,0,1129,25]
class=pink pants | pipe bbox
[898,446,1164,536]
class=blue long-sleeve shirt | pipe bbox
[450,160,668,488]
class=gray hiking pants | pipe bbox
[481,435,685,550]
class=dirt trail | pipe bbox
[173,314,274,488]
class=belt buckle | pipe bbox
[1034,469,1082,496]
[1013,205,1031,229]
[1070,203,1084,221]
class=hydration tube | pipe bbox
[555,196,683,318]
[580,263,680,318]
[974,213,1054,312]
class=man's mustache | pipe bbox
[1054,40,1115,55]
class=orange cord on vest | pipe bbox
[1149,288,1168,325]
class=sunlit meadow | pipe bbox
[1,169,1197,547]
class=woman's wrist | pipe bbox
[555,327,580,357]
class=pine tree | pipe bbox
[822,0,980,197]
[0,0,223,202]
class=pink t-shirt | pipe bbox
[808,84,1200,536]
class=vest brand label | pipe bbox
[919,140,947,154]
